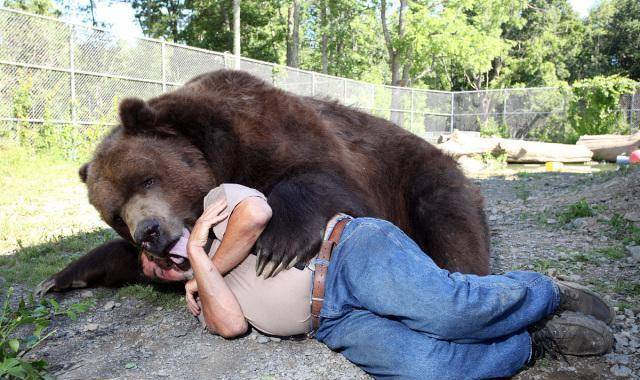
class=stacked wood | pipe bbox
[438,130,593,163]
[576,132,640,162]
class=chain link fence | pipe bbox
[1,7,638,144]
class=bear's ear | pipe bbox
[119,98,157,133]
[79,162,90,183]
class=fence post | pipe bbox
[161,41,167,93]
[342,78,347,104]
[69,24,76,126]
[311,72,316,96]
[410,88,414,131]
[449,92,455,133]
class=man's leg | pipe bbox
[315,309,530,380]
[323,218,559,343]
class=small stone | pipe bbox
[103,301,115,311]
[80,290,93,298]
[610,365,632,377]
[625,245,640,261]
[615,333,630,347]
[172,330,188,338]
[156,306,163,311]
[568,274,582,282]
[115,302,122,307]
[624,211,640,222]
[269,337,281,342]
[624,309,635,319]
[546,218,557,224]
[83,323,99,332]
[545,268,558,277]
[157,371,168,377]
[124,362,137,370]
[257,336,269,344]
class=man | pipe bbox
[144,183,614,379]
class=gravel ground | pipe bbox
[26,166,640,379]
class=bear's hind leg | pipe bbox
[408,167,491,275]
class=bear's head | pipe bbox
[80,98,216,261]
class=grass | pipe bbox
[117,284,183,309]
[608,213,640,245]
[0,143,182,308]
[555,198,596,224]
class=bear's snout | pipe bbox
[135,218,167,253]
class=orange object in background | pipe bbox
[630,150,640,164]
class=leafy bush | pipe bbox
[0,288,92,379]
[566,75,636,142]
[479,118,510,138]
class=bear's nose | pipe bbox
[135,219,161,247]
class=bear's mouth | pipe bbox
[167,228,190,265]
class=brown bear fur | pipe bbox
[39,69,490,294]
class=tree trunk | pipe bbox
[320,0,328,74]
[233,0,240,69]
[286,0,300,68]
[381,0,408,126]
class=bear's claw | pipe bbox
[34,277,56,298]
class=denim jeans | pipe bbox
[315,218,560,379]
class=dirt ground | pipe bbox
[16,165,640,379]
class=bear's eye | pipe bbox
[142,178,154,189]
[113,216,125,225]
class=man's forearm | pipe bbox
[211,198,270,274]
[190,247,247,337]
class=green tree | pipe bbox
[499,0,584,87]
[2,0,60,16]
[608,0,640,80]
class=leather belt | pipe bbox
[310,217,351,334]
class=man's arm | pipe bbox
[211,197,272,274]
[186,195,271,338]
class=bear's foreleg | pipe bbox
[35,239,148,297]
[255,171,370,278]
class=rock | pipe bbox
[610,365,632,377]
[80,290,93,298]
[623,309,635,319]
[546,218,557,224]
[624,211,640,222]
[605,353,631,365]
[269,337,281,342]
[156,306,163,311]
[615,333,630,348]
[568,274,582,282]
[103,301,115,311]
[624,245,640,261]
[115,302,122,307]
[83,323,99,332]
[545,268,558,277]
[257,336,269,344]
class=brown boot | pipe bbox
[529,311,613,363]
[555,280,615,325]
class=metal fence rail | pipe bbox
[1,7,638,143]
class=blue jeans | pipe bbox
[315,218,560,379]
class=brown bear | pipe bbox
[37,69,490,294]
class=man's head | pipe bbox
[80,98,216,260]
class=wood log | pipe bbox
[437,130,500,158]
[576,132,640,162]
[437,129,593,163]
[497,140,593,163]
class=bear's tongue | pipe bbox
[168,228,190,264]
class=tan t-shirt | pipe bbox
[203,184,313,336]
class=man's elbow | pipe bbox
[247,201,272,228]
[205,317,248,339]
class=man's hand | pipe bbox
[185,278,200,316]
[188,197,229,254]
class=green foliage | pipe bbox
[480,151,508,170]
[0,288,92,380]
[567,75,636,141]
[479,118,510,138]
[556,198,595,224]
[609,213,640,245]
